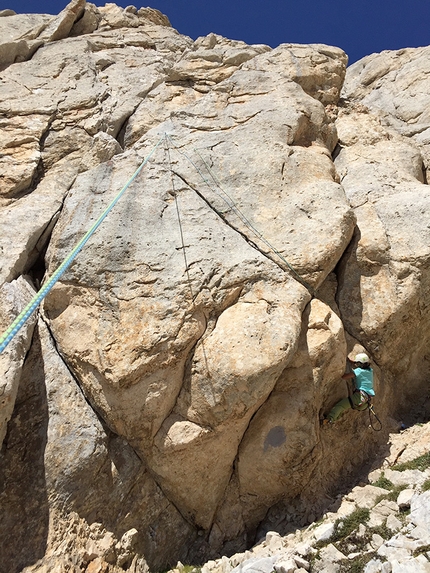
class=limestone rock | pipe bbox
[2,2,430,571]
[342,46,430,146]
[384,422,430,467]
[397,489,415,510]
[0,316,194,571]
[231,556,278,573]
[70,2,103,36]
[38,0,86,43]
[97,3,170,30]
[364,559,393,573]
[242,43,348,106]
[39,31,353,538]
[194,422,430,573]
[368,500,399,528]
[390,556,430,573]
[317,543,346,564]
[410,491,430,531]
[171,33,271,84]
[346,485,390,509]
[0,162,75,288]
[386,514,403,532]
[293,555,310,570]
[384,469,429,488]
[0,13,49,67]
[0,114,49,202]
[336,49,430,420]
[274,560,296,573]
[312,522,335,543]
[335,103,430,416]
[0,277,36,446]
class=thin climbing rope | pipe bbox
[166,134,314,294]
[1,132,314,354]
[0,135,164,354]
[164,135,195,302]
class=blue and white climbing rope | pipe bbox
[1,131,314,354]
[0,135,164,354]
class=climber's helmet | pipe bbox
[354,352,370,365]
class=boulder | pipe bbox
[37,0,86,43]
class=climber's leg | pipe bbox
[326,397,352,422]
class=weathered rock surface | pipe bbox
[186,422,430,573]
[0,277,36,445]
[1,2,430,572]
[1,316,194,572]
[336,51,430,414]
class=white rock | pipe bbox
[336,500,358,518]
[346,485,390,509]
[368,470,383,484]
[293,555,310,570]
[265,531,283,551]
[406,524,430,544]
[410,491,430,530]
[229,552,252,568]
[364,558,391,573]
[273,559,296,573]
[385,470,427,489]
[371,534,385,550]
[390,556,430,573]
[386,514,403,532]
[348,552,361,559]
[385,534,420,550]
[397,489,415,510]
[377,545,411,561]
[312,522,335,543]
[368,500,399,528]
[318,544,346,562]
[294,544,312,557]
[233,557,278,573]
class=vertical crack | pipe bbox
[23,178,75,288]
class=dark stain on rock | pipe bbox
[263,426,286,452]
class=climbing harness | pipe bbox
[1,132,313,354]
[0,135,165,354]
[344,365,382,431]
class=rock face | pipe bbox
[190,421,430,573]
[1,2,430,572]
[336,48,430,413]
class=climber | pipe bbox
[322,353,375,425]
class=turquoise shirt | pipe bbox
[353,367,375,396]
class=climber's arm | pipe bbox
[342,372,354,380]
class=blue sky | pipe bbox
[3,0,430,65]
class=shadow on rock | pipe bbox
[0,327,49,573]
